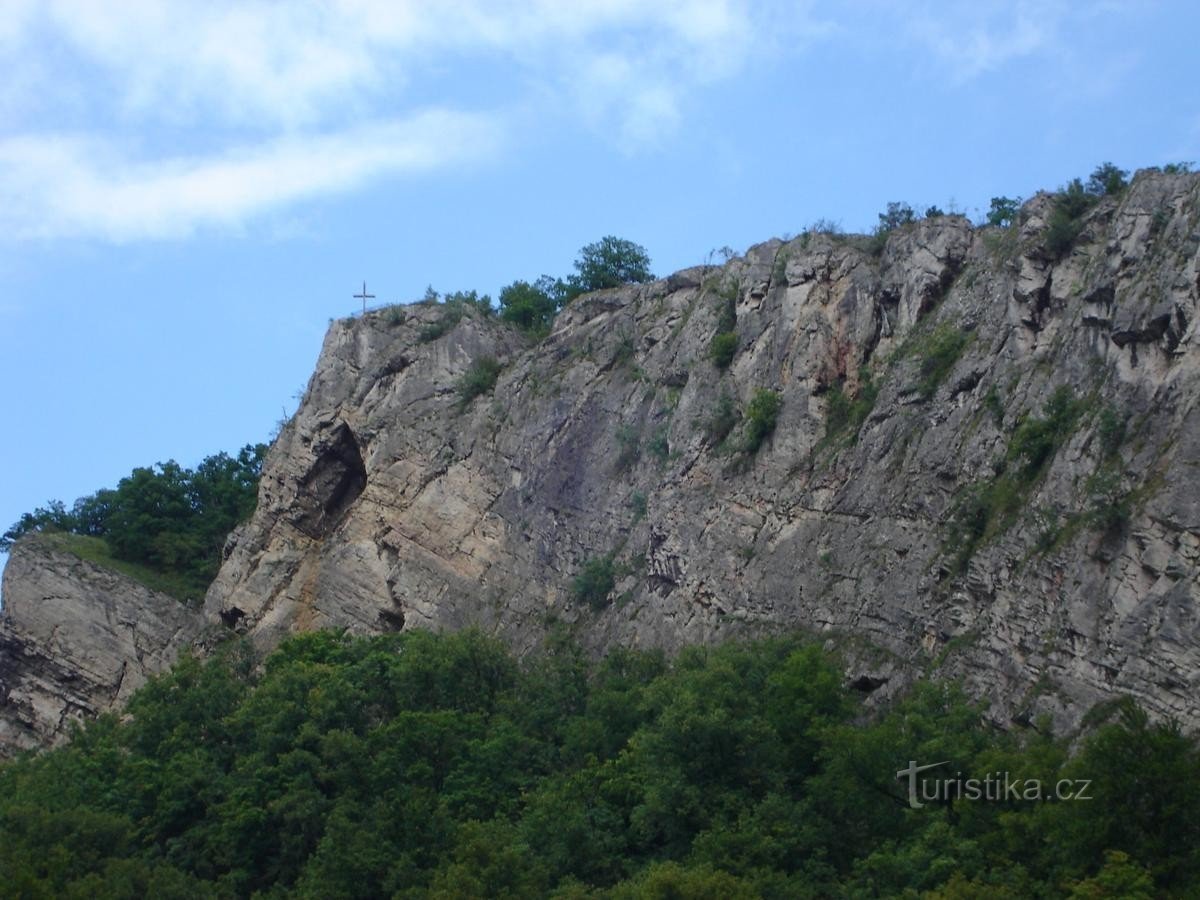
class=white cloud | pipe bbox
[0,0,788,240]
[0,110,502,241]
[888,1,1065,82]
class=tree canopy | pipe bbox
[2,444,266,600]
[1,628,1196,896]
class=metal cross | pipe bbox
[354,281,375,314]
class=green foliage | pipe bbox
[416,290,493,342]
[1086,162,1129,197]
[1163,161,1194,174]
[743,389,782,454]
[869,201,916,255]
[1095,405,1128,458]
[572,555,617,610]
[646,426,670,462]
[878,200,916,231]
[907,325,970,400]
[614,424,641,472]
[456,356,503,407]
[702,391,739,448]
[1007,386,1085,480]
[1,629,1197,896]
[987,196,1021,227]
[1045,178,1100,257]
[562,236,654,302]
[948,387,1085,569]
[924,205,945,218]
[498,277,563,335]
[709,331,738,369]
[824,371,878,445]
[2,444,266,601]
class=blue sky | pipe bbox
[1,0,1197,583]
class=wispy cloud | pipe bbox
[0,0,791,240]
[0,111,501,241]
[882,0,1066,82]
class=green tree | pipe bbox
[564,236,653,301]
[1086,162,1129,197]
[987,196,1021,227]
[498,277,562,334]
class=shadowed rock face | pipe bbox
[4,170,1199,754]
[0,538,206,757]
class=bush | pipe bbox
[743,389,782,454]
[709,331,738,369]
[703,391,739,448]
[457,357,503,407]
[1044,179,1098,258]
[824,372,878,444]
[614,424,640,472]
[1008,386,1084,479]
[573,555,616,610]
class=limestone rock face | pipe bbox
[4,168,1200,753]
[0,538,206,756]
[202,168,1200,733]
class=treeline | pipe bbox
[1,629,1196,897]
[2,444,266,601]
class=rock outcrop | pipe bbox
[4,168,1199,754]
[0,537,206,756]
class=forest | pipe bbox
[1,628,1196,898]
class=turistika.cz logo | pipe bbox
[896,760,1093,809]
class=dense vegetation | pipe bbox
[1,628,1196,898]
[1,445,266,602]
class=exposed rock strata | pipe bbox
[0,538,206,756]
[207,169,1200,734]
[4,169,1198,753]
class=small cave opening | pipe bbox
[292,423,368,538]
[219,607,246,629]
[849,674,889,694]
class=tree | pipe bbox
[564,236,653,301]
[498,277,562,334]
[877,202,916,232]
[987,196,1021,227]
[1086,162,1129,197]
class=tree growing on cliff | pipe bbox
[563,236,653,301]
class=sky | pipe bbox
[1,0,1198,586]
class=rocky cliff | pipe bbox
[4,168,1199,753]
[0,537,206,756]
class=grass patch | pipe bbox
[37,532,206,605]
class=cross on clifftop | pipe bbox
[354,281,375,314]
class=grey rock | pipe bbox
[5,168,1200,754]
[0,538,206,756]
